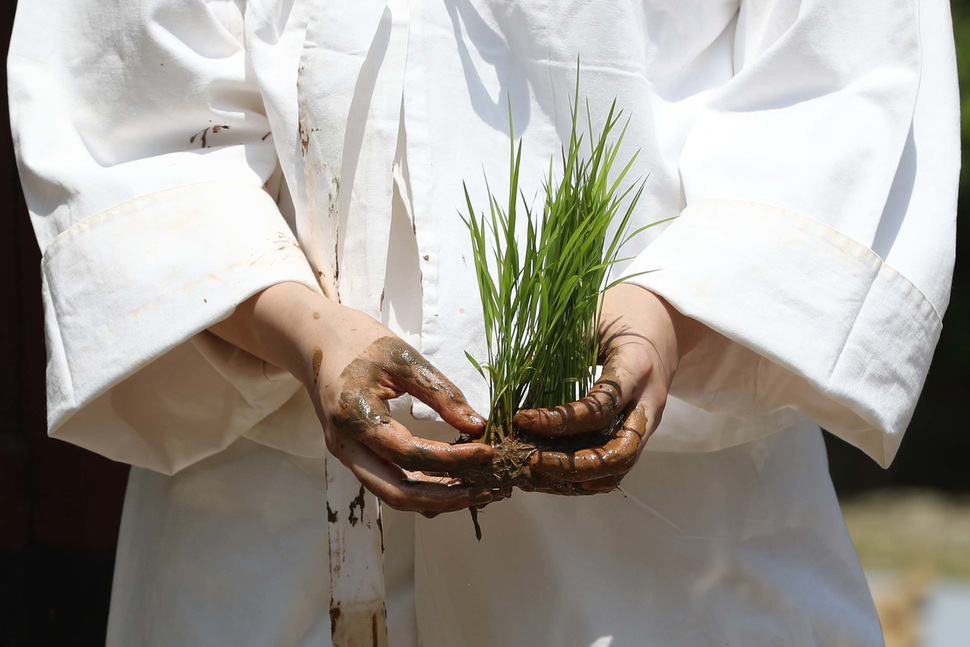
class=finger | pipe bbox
[525,474,621,495]
[579,474,624,493]
[381,342,487,437]
[405,473,468,519]
[404,471,464,487]
[526,473,620,495]
[334,437,494,514]
[332,389,493,473]
[512,363,628,437]
[529,404,648,481]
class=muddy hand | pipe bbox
[317,334,497,513]
[513,283,694,493]
[209,282,495,514]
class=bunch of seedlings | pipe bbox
[457,77,660,501]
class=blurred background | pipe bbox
[0,2,968,646]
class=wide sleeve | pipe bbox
[8,0,322,474]
[621,0,959,466]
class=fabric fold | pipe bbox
[43,180,322,473]
[621,199,943,467]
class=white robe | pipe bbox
[8,0,958,644]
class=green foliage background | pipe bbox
[947,1,970,391]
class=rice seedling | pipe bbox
[458,71,659,495]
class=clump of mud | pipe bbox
[455,429,607,494]
[454,426,616,539]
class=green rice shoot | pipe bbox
[461,75,660,445]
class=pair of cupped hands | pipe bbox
[211,281,697,516]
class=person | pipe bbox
[8,0,958,644]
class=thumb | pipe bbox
[382,342,488,437]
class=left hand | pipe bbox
[512,283,699,494]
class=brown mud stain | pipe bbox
[330,605,341,635]
[348,484,366,526]
[333,389,390,439]
[189,124,230,148]
[272,232,302,254]
[299,120,309,156]
[331,543,341,579]
[376,507,384,552]
[327,502,338,523]
[333,242,340,283]
[311,346,323,383]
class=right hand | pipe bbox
[210,282,495,514]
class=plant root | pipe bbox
[454,427,617,538]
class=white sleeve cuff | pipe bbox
[42,180,323,473]
[621,199,943,467]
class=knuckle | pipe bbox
[605,448,637,474]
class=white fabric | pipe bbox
[414,417,882,646]
[8,0,959,644]
[624,200,943,466]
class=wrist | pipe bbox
[604,283,699,377]
[654,294,705,364]
[210,281,335,386]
